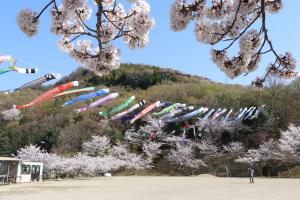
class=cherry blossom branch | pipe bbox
[181,0,205,12]
[220,11,262,52]
[17,0,154,75]
[171,0,294,87]
[34,0,55,22]
[76,11,97,33]
[211,0,242,45]
[65,31,98,44]
[101,10,137,40]
[256,0,297,85]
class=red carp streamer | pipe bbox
[16,81,79,110]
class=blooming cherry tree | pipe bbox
[142,141,162,158]
[235,139,279,165]
[223,141,245,156]
[16,142,152,176]
[235,125,300,166]
[17,0,155,76]
[82,135,111,156]
[16,144,47,162]
[196,139,219,155]
[124,117,166,143]
[109,144,152,170]
[276,124,300,164]
[170,0,297,87]
[16,0,296,85]
[167,141,206,169]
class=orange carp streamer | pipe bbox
[16,81,79,110]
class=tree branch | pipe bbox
[211,0,242,45]
[34,0,54,22]
[76,11,97,33]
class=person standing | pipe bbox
[248,166,254,184]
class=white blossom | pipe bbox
[124,128,141,143]
[1,108,22,121]
[197,140,218,155]
[17,9,39,37]
[223,142,245,155]
[82,136,111,156]
[109,145,152,170]
[142,141,162,158]
[124,0,155,49]
[167,142,206,169]
[62,0,86,14]
[17,0,154,76]
[239,29,262,53]
[276,124,300,163]
[170,0,295,82]
[16,142,152,176]
[16,145,46,162]
[170,1,193,31]
[235,139,279,165]
[265,0,283,13]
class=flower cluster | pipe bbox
[223,142,245,155]
[268,52,297,78]
[142,141,162,158]
[17,9,40,37]
[196,140,218,155]
[16,136,152,177]
[17,0,154,76]
[1,107,21,121]
[236,124,300,165]
[82,135,110,156]
[167,141,206,169]
[170,0,296,86]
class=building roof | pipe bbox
[22,161,43,166]
[0,157,21,161]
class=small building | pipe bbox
[0,157,43,184]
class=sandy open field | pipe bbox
[0,175,299,200]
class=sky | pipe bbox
[0,0,299,90]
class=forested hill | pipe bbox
[56,63,214,89]
[1,63,300,156]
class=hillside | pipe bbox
[56,63,214,89]
[0,63,300,156]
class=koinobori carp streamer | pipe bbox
[76,93,119,113]
[130,101,161,124]
[111,100,146,120]
[249,105,265,120]
[1,73,60,94]
[153,103,182,116]
[13,66,38,74]
[55,87,95,97]
[243,107,257,120]
[198,108,215,121]
[0,66,14,75]
[222,109,233,122]
[159,105,193,122]
[165,107,208,123]
[0,55,38,75]
[16,73,59,91]
[211,108,228,122]
[0,55,16,75]
[16,81,79,110]
[99,96,135,117]
[63,88,109,106]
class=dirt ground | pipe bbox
[0,175,299,200]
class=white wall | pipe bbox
[17,161,43,183]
